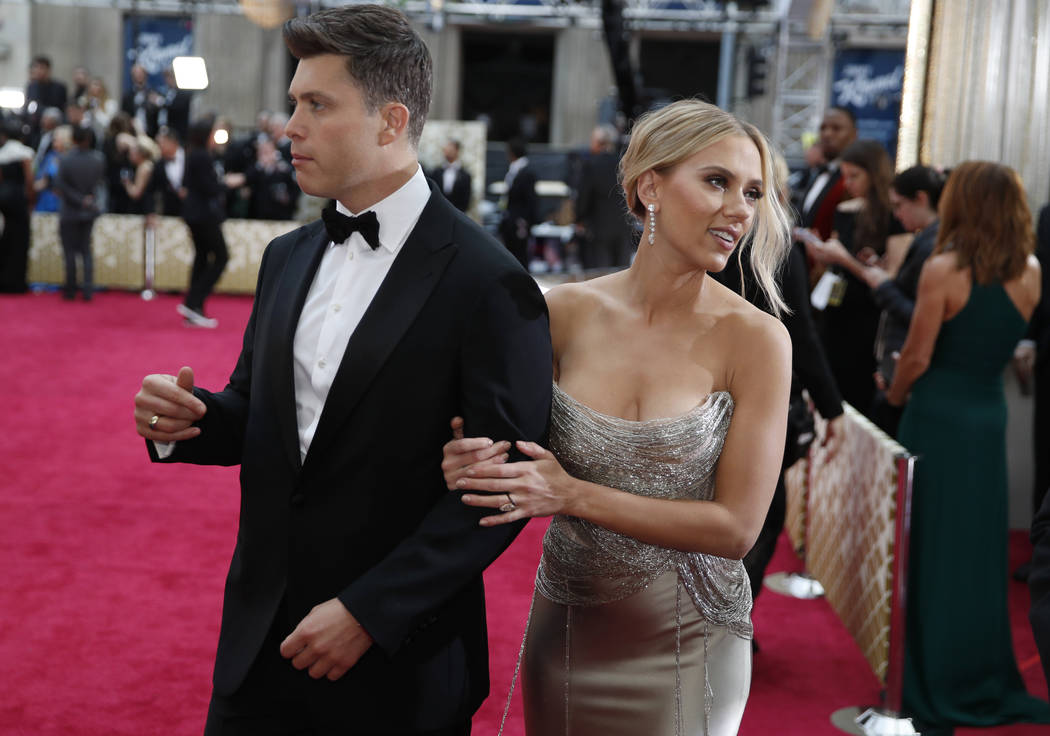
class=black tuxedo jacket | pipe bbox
[435,164,472,213]
[1030,205,1050,367]
[149,182,552,731]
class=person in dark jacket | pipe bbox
[574,125,632,269]
[177,118,229,328]
[55,126,105,300]
[498,137,538,268]
[713,151,844,612]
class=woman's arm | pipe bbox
[124,160,153,200]
[455,314,792,559]
[885,255,953,406]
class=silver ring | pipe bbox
[498,493,517,513]
[149,414,160,429]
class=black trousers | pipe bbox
[204,601,472,736]
[185,220,229,313]
[59,218,95,297]
[743,472,787,603]
[1035,361,1050,516]
[0,211,30,293]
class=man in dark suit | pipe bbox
[433,138,471,213]
[23,56,67,146]
[54,126,105,301]
[574,124,631,269]
[121,63,159,136]
[156,67,193,139]
[1021,204,1050,585]
[147,127,185,217]
[797,106,857,240]
[498,137,539,268]
[132,6,552,735]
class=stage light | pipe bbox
[172,56,209,90]
[0,88,26,109]
[213,128,229,146]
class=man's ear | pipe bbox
[378,102,410,146]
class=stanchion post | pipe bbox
[885,453,916,712]
[142,216,156,300]
[849,452,919,736]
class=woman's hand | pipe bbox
[812,237,851,266]
[440,416,509,490]
[457,441,581,526]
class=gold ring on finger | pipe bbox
[149,414,160,429]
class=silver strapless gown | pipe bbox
[515,384,753,736]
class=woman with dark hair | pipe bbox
[102,111,136,214]
[888,161,1050,730]
[806,138,903,416]
[177,118,229,328]
[809,164,945,433]
[0,118,36,293]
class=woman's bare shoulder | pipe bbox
[711,280,790,357]
[545,273,622,321]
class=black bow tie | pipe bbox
[322,205,381,250]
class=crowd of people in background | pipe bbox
[0,54,306,325]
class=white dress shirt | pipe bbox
[441,161,460,195]
[292,165,430,461]
[802,160,839,217]
[156,165,431,463]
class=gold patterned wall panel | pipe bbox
[783,456,808,556]
[28,214,146,289]
[805,404,907,685]
[27,213,299,295]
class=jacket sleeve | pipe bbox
[338,268,553,656]
[145,242,275,466]
[780,243,844,420]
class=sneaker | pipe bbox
[177,303,218,328]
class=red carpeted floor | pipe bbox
[1,289,1046,736]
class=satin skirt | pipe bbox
[521,570,751,736]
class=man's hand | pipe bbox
[280,599,374,681]
[134,366,206,442]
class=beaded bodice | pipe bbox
[535,383,753,639]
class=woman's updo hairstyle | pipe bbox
[619,99,792,315]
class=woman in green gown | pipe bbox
[887,161,1050,731]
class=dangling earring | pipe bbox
[647,203,656,245]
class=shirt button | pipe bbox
[318,358,327,369]
[333,304,342,313]
[347,251,355,261]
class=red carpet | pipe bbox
[1,289,1046,735]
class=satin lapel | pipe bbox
[269,221,330,473]
[304,190,458,469]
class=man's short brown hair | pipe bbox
[283,4,433,145]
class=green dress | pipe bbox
[898,279,1050,729]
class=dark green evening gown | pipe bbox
[898,279,1050,730]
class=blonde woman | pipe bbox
[443,99,792,735]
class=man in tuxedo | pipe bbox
[574,125,631,269]
[498,137,539,268]
[1020,204,1050,584]
[433,138,471,213]
[121,63,159,136]
[132,6,552,735]
[147,127,185,217]
[797,106,857,239]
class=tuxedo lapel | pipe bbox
[303,188,458,469]
[268,221,330,473]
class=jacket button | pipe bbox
[290,493,305,507]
